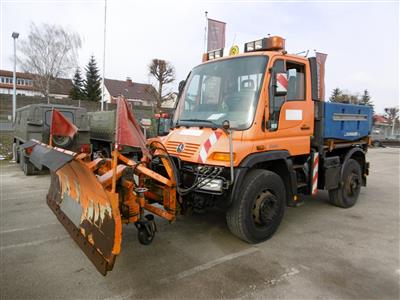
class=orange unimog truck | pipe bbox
[27,35,372,275]
[159,36,372,243]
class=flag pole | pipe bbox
[111,97,120,193]
[101,0,107,111]
[204,11,208,53]
[49,107,54,147]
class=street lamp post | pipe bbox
[12,32,19,122]
[11,32,19,163]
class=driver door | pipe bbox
[265,56,313,156]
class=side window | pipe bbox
[184,74,200,111]
[286,62,305,101]
[269,59,285,130]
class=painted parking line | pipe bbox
[106,247,260,300]
[159,247,259,284]
[0,222,58,234]
[1,189,49,201]
[0,235,69,250]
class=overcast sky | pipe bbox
[1,0,398,113]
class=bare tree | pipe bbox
[147,59,175,112]
[17,23,81,103]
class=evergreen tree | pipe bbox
[69,68,85,100]
[84,55,101,102]
[360,89,374,112]
[329,88,343,102]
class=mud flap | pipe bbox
[47,160,122,275]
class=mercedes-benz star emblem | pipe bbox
[176,143,185,153]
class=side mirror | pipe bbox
[178,80,186,97]
[274,73,288,96]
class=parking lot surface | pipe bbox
[0,147,399,299]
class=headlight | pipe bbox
[198,179,223,192]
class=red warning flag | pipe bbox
[115,97,149,157]
[51,108,78,138]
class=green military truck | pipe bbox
[14,104,90,175]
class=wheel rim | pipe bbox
[345,172,360,198]
[252,190,279,227]
[53,136,71,147]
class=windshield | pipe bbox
[174,56,268,130]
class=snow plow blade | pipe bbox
[47,158,122,275]
[21,140,122,275]
[24,138,177,275]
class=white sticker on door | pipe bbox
[285,109,303,121]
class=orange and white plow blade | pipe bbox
[47,160,122,275]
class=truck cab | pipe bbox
[160,36,371,243]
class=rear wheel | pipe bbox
[20,153,35,176]
[372,141,381,147]
[226,169,285,243]
[52,136,73,148]
[14,143,20,163]
[19,150,24,170]
[328,158,361,208]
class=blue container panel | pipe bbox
[323,102,373,141]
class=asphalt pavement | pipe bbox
[0,147,399,299]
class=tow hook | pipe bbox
[135,214,157,245]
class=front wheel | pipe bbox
[328,158,362,208]
[226,169,285,243]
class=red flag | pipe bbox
[115,97,149,157]
[51,109,78,138]
[207,18,226,51]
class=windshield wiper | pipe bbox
[177,119,219,128]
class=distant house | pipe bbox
[0,69,72,99]
[104,77,156,107]
[373,114,393,137]
[1,69,161,107]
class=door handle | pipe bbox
[301,124,310,130]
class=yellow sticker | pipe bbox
[229,45,239,56]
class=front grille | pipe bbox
[165,141,200,159]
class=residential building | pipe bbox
[0,69,161,107]
[0,69,72,99]
[104,77,156,107]
[373,114,399,137]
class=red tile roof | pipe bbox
[373,115,389,124]
[105,78,156,102]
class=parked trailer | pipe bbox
[89,110,170,158]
